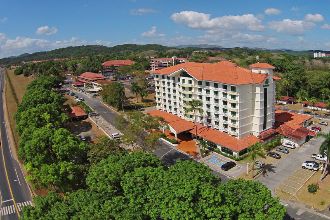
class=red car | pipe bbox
[311,126,321,131]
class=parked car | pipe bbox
[319,121,328,126]
[282,142,296,149]
[311,154,328,162]
[267,152,281,159]
[302,161,320,171]
[311,126,321,131]
[111,132,121,139]
[221,161,236,171]
[276,147,289,154]
[255,160,265,169]
[89,112,99,117]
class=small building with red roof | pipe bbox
[69,106,88,120]
[78,72,105,83]
[277,96,295,105]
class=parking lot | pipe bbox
[277,169,316,197]
[258,120,330,192]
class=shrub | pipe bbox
[163,137,178,144]
[308,183,319,194]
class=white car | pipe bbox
[282,142,296,149]
[111,133,121,139]
[302,161,320,171]
[312,154,327,162]
[319,121,328,126]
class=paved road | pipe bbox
[0,69,32,219]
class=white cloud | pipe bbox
[321,24,330,30]
[264,8,281,15]
[269,19,315,35]
[141,26,165,37]
[304,13,324,23]
[36,25,58,35]
[0,34,112,58]
[0,17,8,23]
[171,11,264,31]
[130,8,157,15]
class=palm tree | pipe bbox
[248,143,266,175]
[184,99,203,139]
[319,132,330,181]
[131,82,140,102]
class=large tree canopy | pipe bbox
[22,152,286,220]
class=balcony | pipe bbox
[181,89,193,95]
[229,114,238,119]
[228,90,238,95]
[181,83,193,88]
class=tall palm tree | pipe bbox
[319,132,330,181]
[184,99,203,139]
[248,142,266,174]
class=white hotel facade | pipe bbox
[153,61,276,139]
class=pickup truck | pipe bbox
[311,154,327,162]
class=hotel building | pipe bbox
[150,61,277,157]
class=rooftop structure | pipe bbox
[150,57,187,71]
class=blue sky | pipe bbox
[0,0,330,58]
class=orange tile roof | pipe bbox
[148,110,260,152]
[102,60,134,67]
[273,76,281,81]
[314,102,328,109]
[70,106,87,118]
[275,110,312,128]
[79,72,105,80]
[249,63,275,69]
[153,61,268,85]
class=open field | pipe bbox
[4,69,33,145]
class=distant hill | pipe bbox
[0,44,173,65]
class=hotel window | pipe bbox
[167,82,170,86]
[167,76,170,79]
[231,127,237,132]
[172,83,176,87]
[214,91,219,95]
[173,89,176,93]
[223,116,228,121]
[231,103,236,108]
[189,94,192,98]
[231,86,236,92]
[215,121,219,125]
[231,111,237,116]
[168,95,171,98]
[214,98,219,103]
[223,84,227,90]
[214,83,218,88]
[206,90,210,94]
[231,95,237,100]
[223,108,228,113]
[206,82,210,86]
[155,75,159,78]
[162,75,165,79]
[198,81,203,85]
[167,88,170,92]
[188,80,192,84]
[206,97,210,101]
[173,95,176,99]
[198,88,202,93]
[189,87,193,91]
[224,124,228,129]
[223,101,228,106]
[231,120,237,124]
[182,79,185,83]
[206,104,211,108]
[223,92,227,98]
[199,95,202,100]
[215,106,219,111]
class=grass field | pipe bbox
[4,69,33,145]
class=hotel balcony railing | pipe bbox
[228,90,238,95]
[228,106,238,111]
[229,114,238,119]
[181,83,193,88]
[181,89,193,95]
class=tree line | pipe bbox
[21,152,286,219]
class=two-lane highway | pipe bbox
[0,68,32,219]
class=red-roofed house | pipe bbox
[277,96,295,104]
[275,110,314,145]
[70,106,88,120]
[78,72,105,83]
[77,72,111,92]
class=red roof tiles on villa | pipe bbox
[70,106,87,118]
[153,61,268,85]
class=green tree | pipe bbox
[101,82,126,110]
[319,132,330,181]
[184,99,203,138]
[88,136,125,164]
[248,142,266,173]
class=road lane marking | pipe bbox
[1,199,13,203]
[0,143,20,217]
[14,168,21,186]
[0,201,32,216]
